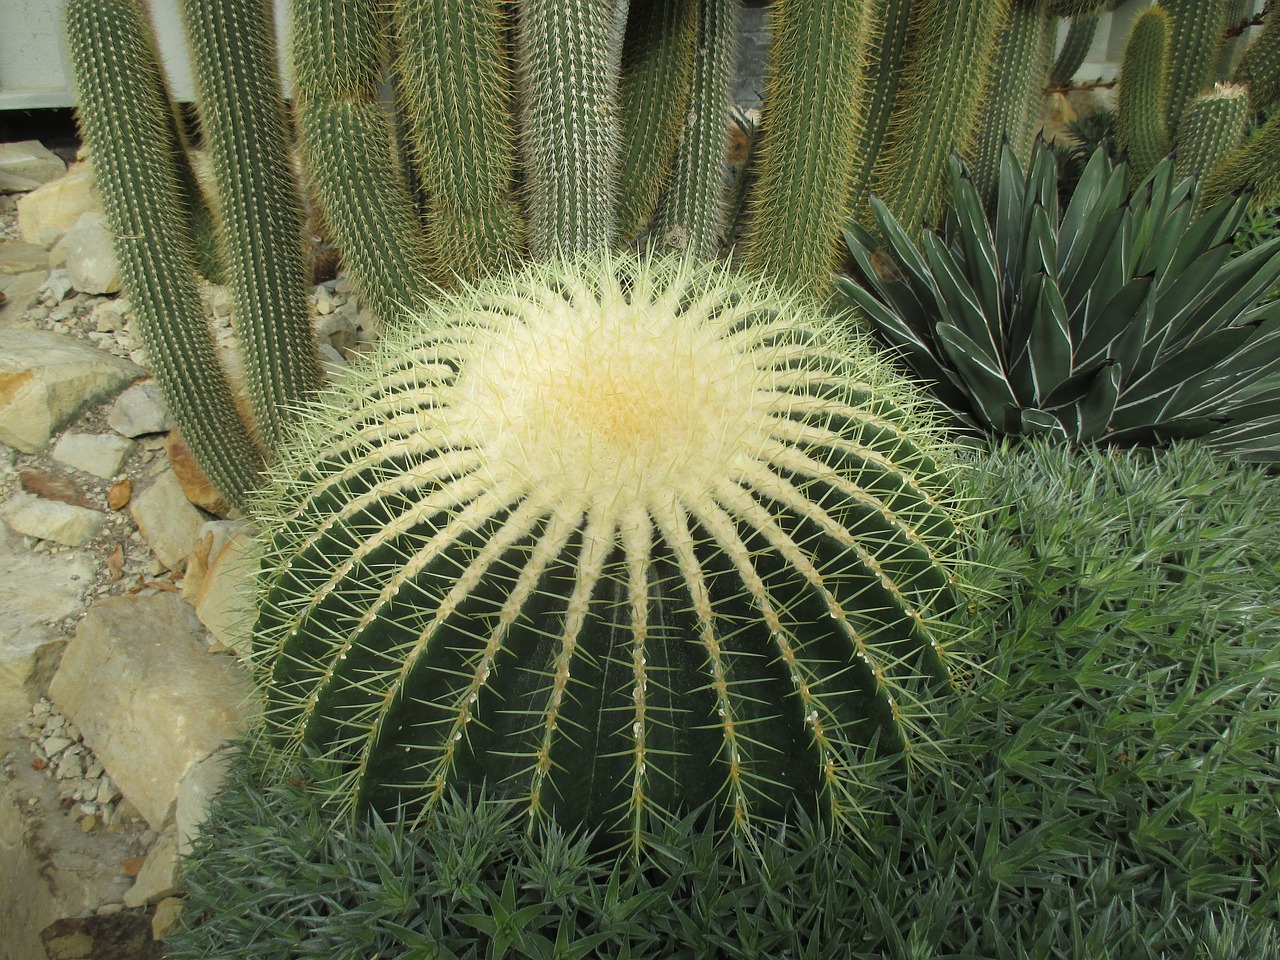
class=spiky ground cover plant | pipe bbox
[250,252,969,850]
[171,439,1280,959]
[838,141,1280,459]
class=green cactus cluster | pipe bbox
[252,252,969,847]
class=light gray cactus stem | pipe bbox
[517,0,624,257]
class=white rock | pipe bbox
[123,824,180,908]
[51,431,135,479]
[0,140,66,193]
[50,212,121,295]
[175,748,234,856]
[107,380,172,438]
[48,592,255,829]
[0,525,92,730]
[130,468,207,570]
[42,736,73,758]
[38,268,74,304]
[193,523,260,657]
[90,296,131,332]
[0,329,146,453]
[16,164,98,246]
[1,491,108,547]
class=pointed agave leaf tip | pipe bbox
[251,251,972,849]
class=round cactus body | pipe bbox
[252,253,968,847]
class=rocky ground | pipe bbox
[0,140,374,960]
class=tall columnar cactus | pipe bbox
[396,0,528,279]
[1202,109,1280,212]
[1050,11,1099,89]
[970,0,1055,202]
[1175,83,1249,184]
[1117,6,1172,185]
[1235,1,1280,111]
[615,0,698,243]
[869,0,1010,235]
[517,0,625,257]
[253,253,968,849]
[179,0,322,455]
[651,0,739,259]
[742,0,870,292]
[847,0,912,227]
[65,0,265,510]
[1160,0,1230,136]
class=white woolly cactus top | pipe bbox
[253,252,969,847]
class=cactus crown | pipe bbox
[251,253,970,849]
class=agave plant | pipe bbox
[838,141,1280,460]
[252,252,970,850]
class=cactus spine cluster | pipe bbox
[1050,11,1099,89]
[1160,0,1230,133]
[253,253,967,848]
[1174,83,1249,183]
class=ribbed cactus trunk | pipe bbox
[1161,0,1230,136]
[1201,108,1280,211]
[970,0,1055,202]
[1175,84,1248,184]
[650,0,739,260]
[396,0,527,280]
[1117,6,1172,186]
[291,0,435,328]
[1050,11,1099,88]
[180,0,321,455]
[253,254,967,850]
[1235,1,1280,111]
[870,0,1010,235]
[65,0,265,510]
[615,0,699,243]
[744,0,871,292]
[517,0,625,256]
[848,0,912,228]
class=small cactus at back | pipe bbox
[252,253,970,850]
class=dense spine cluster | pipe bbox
[1117,6,1173,185]
[253,254,967,849]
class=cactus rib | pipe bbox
[1117,6,1172,186]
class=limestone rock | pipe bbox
[129,469,207,570]
[0,270,47,321]
[122,825,180,909]
[0,524,91,731]
[107,381,171,438]
[49,212,121,295]
[52,432,135,479]
[0,329,145,453]
[151,896,183,941]
[164,430,230,515]
[175,748,233,856]
[1,491,108,547]
[191,522,259,657]
[48,593,254,829]
[16,165,98,246]
[0,140,66,193]
[0,241,49,275]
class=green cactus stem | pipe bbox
[1117,6,1172,186]
[1201,108,1280,212]
[396,0,527,281]
[252,253,968,851]
[869,0,1010,236]
[1175,83,1248,184]
[1234,1,1280,111]
[180,0,322,455]
[616,0,698,243]
[970,0,1055,201]
[517,0,624,257]
[1044,0,1110,14]
[848,0,913,228]
[291,0,436,327]
[650,0,739,260]
[65,0,264,509]
[744,0,871,291]
[1161,0,1230,137]
[1050,11,1100,88]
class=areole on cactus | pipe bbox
[252,253,970,848]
